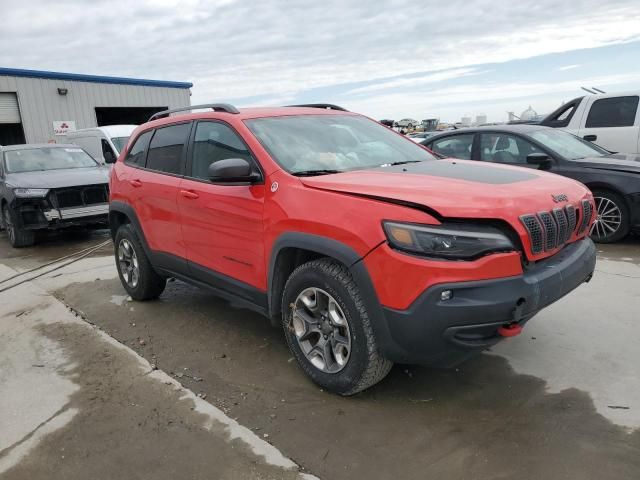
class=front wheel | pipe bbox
[2,204,35,248]
[282,258,393,395]
[590,190,630,243]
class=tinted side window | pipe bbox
[430,134,474,160]
[585,96,639,128]
[146,123,191,175]
[124,130,152,167]
[479,133,542,164]
[190,122,253,180]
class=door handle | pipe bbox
[129,179,142,188]
[583,134,597,141]
[180,189,199,200]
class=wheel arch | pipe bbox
[583,182,632,212]
[109,201,151,253]
[267,233,391,348]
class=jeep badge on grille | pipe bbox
[552,194,569,203]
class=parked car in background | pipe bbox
[66,125,137,165]
[0,144,109,247]
[109,103,596,395]
[540,91,640,154]
[422,125,640,243]
[397,118,418,129]
[408,131,438,142]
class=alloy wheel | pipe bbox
[291,287,352,374]
[118,239,140,288]
[591,196,622,240]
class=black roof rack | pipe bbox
[148,103,239,122]
[286,103,348,112]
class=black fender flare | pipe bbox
[267,232,394,355]
[109,201,152,254]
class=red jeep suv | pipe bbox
[109,103,597,395]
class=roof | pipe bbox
[143,106,357,129]
[427,124,550,139]
[1,143,77,151]
[0,67,192,89]
[68,125,138,137]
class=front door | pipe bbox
[178,120,266,293]
[578,95,640,153]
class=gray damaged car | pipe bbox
[0,144,109,247]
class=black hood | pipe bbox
[570,153,640,174]
[5,167,109,189]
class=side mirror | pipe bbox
[208,158,260,183]
[526,152,552,170]
[103,150,116,164]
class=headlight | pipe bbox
[13,188,49,198]
[383,221,515,260]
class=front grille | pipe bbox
[520,203,586,255]
[553,208,569,244]
[578,199,592,234]
[538,212,557,251]
[50,184,109,209]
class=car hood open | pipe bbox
[299,159,591,219]
[5,167,109,189]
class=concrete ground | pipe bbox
[0,229,639,479]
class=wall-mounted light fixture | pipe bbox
[57,88,68,96]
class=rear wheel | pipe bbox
[2,204,35,248]
[114,224,166,300]
[590,190,629,243]
[282,258,393,395]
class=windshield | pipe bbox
[110,136,130,154]
[4,147,98,173]
[245,115,436,174]
[529,129,609,160]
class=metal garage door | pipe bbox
[0,93,21,123]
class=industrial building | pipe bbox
[0,67,192,145]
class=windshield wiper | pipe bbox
[380,160,423,167]
[291,169,341,177]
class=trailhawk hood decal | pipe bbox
[5,167,109,189]
[299,159,591,219]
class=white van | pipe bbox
[540,91,640,153]
[66,125,137,165]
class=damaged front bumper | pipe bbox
[11,198,109,230]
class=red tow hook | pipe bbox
[498,323,523,338]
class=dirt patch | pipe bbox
[1,320,303,480]
[55,278,640,480]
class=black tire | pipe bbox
[2,204,35,248]
[282,258,393,395]
[590,189,630,243]
[114,224,166,300]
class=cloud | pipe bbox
[1,0,639,119]
[557,64,582,71]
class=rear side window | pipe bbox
[430,134,474,160]
[190,122,253,180]
[585,96,639,128]
[125,130,152,167]
[146,123,191,175]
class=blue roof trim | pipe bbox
[0,67,193,89]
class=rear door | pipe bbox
[428,133,475,159]
[578,95,640,153]
[123,123,191,263]
[178,120,266,293]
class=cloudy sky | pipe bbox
[2,0,640,122]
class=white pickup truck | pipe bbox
[540,91,640,154]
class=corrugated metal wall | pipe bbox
[0,75,190,143]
